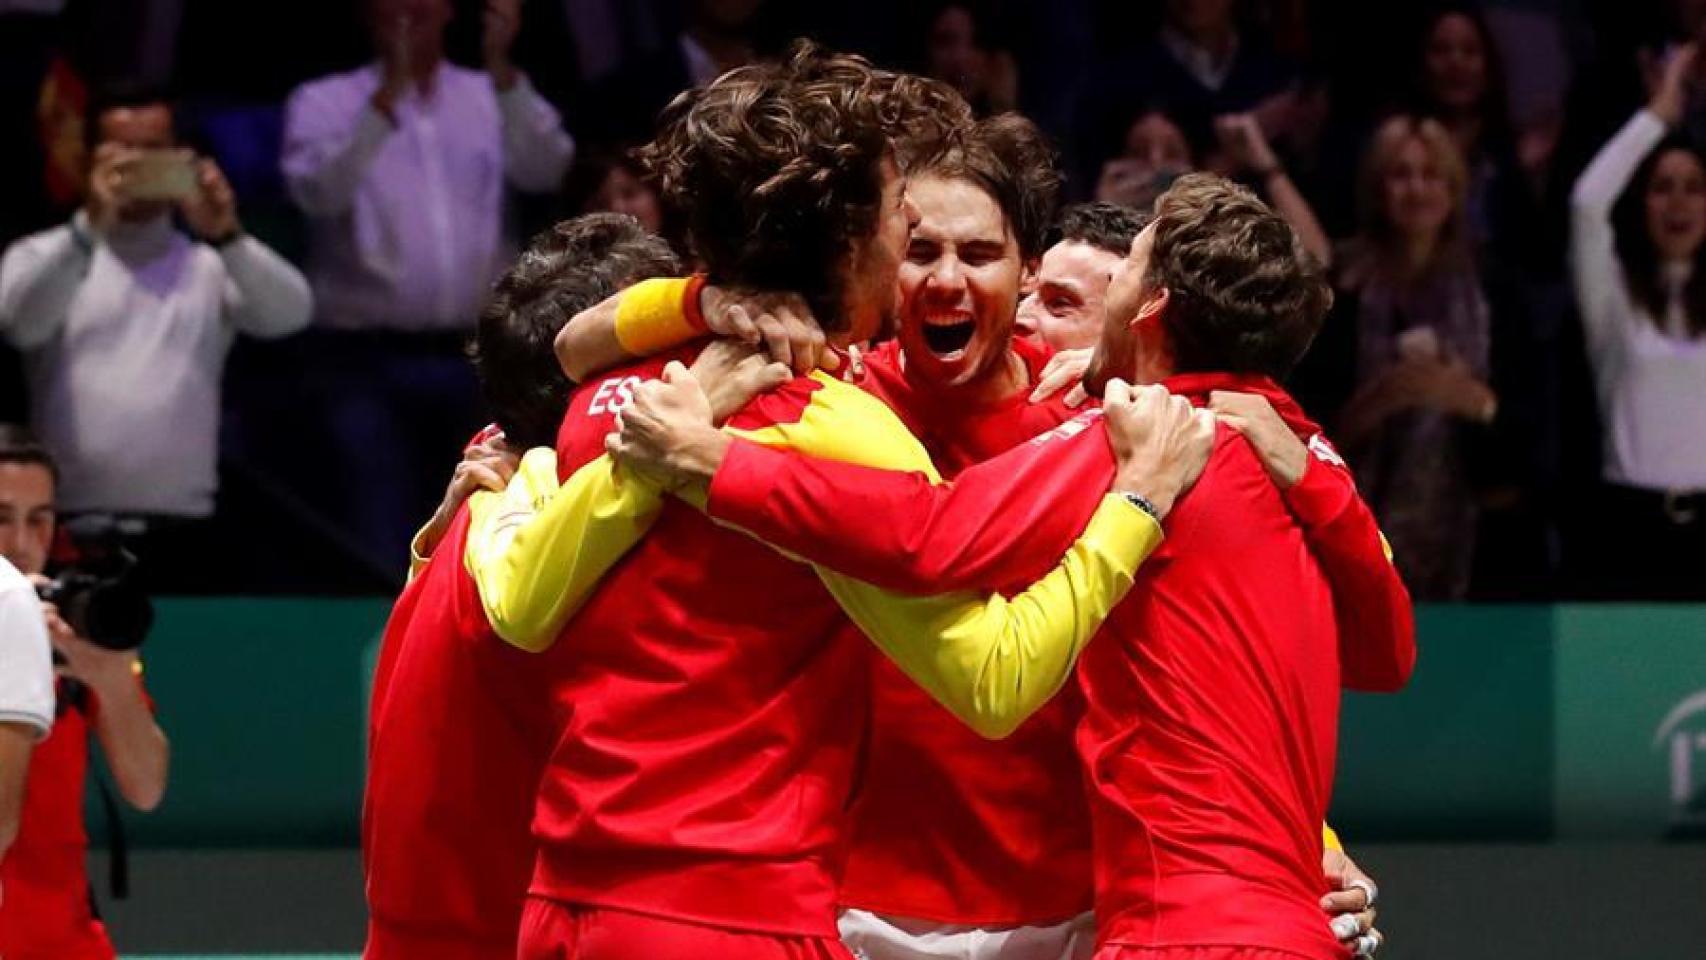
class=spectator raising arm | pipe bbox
[1569,45,1691,358]
[1216,113,1333,267]
[179,158,312,337]
[281,80,397,218]
[485,0,575,192]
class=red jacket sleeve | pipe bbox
[707,414,1117,594]
[1283,451,1417,692]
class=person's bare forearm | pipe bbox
[90,675,169,812]
[555,290,630,382]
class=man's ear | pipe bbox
[1131,286,1170,329]
[1019,258,1040,293]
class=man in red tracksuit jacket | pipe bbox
[361,215,682,960]
[609,173,1415,960]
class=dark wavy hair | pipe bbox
[638,41,968,331]
[1611,135,1706,338]
[911,112,1061,260]
[1148,174,1334,378]
[1050,201,1148,257]
[472,214,680,448]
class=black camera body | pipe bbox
[36,567,154,651]
[35,516,154,652]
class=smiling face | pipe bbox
[1645,147,1706,262]
[1015,239,1127,350]
[895,174,1023,387]
[1381,135,1453,244]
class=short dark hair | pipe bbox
[1147,174,1333,379]
[0,424,59,485]
[1051,201,1148,257]
[912,113,1061,260]
[472,214,680,449]
[638,40,966,331]
[84,79,175,154]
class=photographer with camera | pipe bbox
[0,81,311,589]
[0,425,167,960]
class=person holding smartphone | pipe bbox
[0,83,312,587]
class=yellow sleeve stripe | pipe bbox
[818,493,1160,738]
[613,277,699,356]
[1323,823,1343,851]
[725,372,943,480]
[464,448,666,652]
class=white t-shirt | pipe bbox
[0,556,54,738]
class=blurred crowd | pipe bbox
[0,0,1701,601]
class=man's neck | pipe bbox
[1133,351,1174,387]
[916,347,1030,407]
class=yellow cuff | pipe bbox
[1091,492,1166,570]
[614,277,699,355]
[1323,823,1343,851]
[406,522,435,583]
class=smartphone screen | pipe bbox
[128,149,197,202]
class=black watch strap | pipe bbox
[1117,490,1162,523]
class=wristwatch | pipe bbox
[1117,490,1163,523]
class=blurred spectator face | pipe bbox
[1097,112,1193,212]
[368,0,451,62]
[927,6,991,104]
[588,166,662,234]
[1381,135,1453,242]
[1016,240,1126,350]
[0,462,54,578]
[1645,147,1706,261]
[93,103,176,224]
[1423,13,1488,114]
[1125,112,1192,171]
[897,174,1023,387]
[1164,0,1236,37]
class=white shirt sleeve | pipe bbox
[1569,109,1669,358]
[497,73,576,194]
[0,559,54,740]
[219,236,314,338]
[282,76,397,218]
[0,220,90,351]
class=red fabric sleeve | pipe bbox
[706,416,1117,594]
[1284,455,1417,692]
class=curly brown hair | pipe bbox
[638,41,968,331]
[911,112,1061,260]
[1147,173,1333,379]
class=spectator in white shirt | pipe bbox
[281,0,575,571]
[0,84,311,538]
[283,0,574,332]
[1568,43,1706,600]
